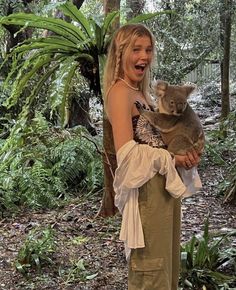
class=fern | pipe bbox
[0,115,103,213]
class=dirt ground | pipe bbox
[0,92,235,290]
[0,166,235,290]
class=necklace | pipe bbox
[118,77,139,91]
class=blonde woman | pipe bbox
[103,23,200,290]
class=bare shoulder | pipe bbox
[106,83,134,151]
[108,83,132,106]
[107,84,133,121]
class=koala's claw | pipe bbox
[135,101,145,112]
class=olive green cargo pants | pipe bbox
[128,173,181,290]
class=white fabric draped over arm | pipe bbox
[113,140,187,259]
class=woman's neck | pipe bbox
[118,77,139,91]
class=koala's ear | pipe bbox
[155,80,168,98]
[183,84,196,97]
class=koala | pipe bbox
[136,80,205,156]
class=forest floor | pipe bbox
[0,89,235,290]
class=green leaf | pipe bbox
[101,10,120,49]
[102,10,119,36]
[49,57,78,126]
[15,261,27,274]
[0,13,86,44]
[12,36,79,53]
[93,21,102,51]
[71,235,89,245]
[181,251,188,272]
[59,1,93,38]
[76,259,86,271]
[86,273,98,280]
[32,253,41,270]
[4,54,53,108]
[127,11,174,24]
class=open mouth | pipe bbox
[135,64,146,72]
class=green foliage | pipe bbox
[145,1,222,83]
[204,111,236,200]
[180,219,236,289]
[204,112,235,161]
[0,2,169,214]
[15,226,57,274]
[0,1,169,126]
[0,112,103,212]
[59,259,98,284]
[0,2,120,126]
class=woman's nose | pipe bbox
[140,50,148,59]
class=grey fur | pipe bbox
[136,80,205,156]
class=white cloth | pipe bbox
[177,166,202,198]
[113,140,189,259]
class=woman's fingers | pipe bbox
[175,150,201,170]
[186,150,200,166]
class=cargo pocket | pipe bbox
[129,257,170,290]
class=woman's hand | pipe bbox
[174,149,201,170]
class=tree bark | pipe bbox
[220,0,232,120]
[97,0,121,217]
[72,0,85,10]
[104,0,120,14]
[3,1,33,53]
[126,0,145,20]
[98,115,118,216]
[68,92,97,136]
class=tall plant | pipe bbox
[0,1,119,126]
[0,1,167,126]
[0,1,169,214]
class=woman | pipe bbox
[103,23,200,290]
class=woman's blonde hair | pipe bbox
[103,23,156,112]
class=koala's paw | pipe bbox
[135,101,146,112]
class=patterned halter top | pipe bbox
[132,110,166,149]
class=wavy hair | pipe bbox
[103,23,156,112]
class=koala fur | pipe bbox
[136,80,205,156]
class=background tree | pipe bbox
[220,0,232,120]
[126,0,145,20]
[98,0,120,217]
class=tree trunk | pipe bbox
[220,0,232,120]
[68,92,97,136]
[126,0,145,20]
[72,0,85,10]
[3,1,33,53]
[104,0,120,14]
[97,0,121,217]
[98,114,118,216]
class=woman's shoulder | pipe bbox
[109,82,130,97]
[106,83,134,121]
[108,83,133,107]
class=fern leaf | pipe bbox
[59,1,93,39]
[0,13,86,44]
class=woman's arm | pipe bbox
[107,88,134,152]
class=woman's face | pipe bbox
[122,35,153,86]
